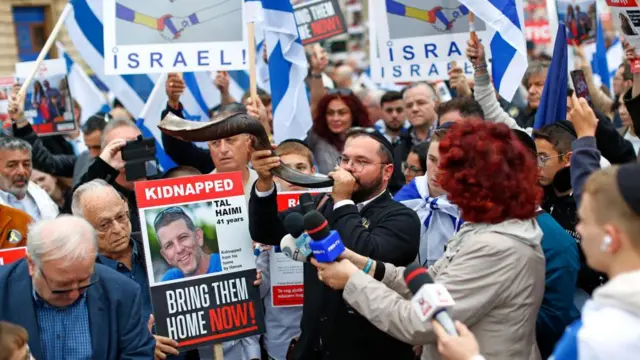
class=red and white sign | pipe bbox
[0,77,14,123]
[411,283,456,322]
[606,0,640,72]
[276,190,323,211]
[525,20,552,45]
[270,191,328,307]
[0,247,27,266]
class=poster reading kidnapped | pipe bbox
[606,0,640,71]
[135,172,265,351]
[368,0,484,82]
[14,59,77,136]
[103,0,247,74]
[374,0,491,68]
[557,0,597,45]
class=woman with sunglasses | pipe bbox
[306,89,372,174]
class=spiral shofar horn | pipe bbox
[158,111,334,188]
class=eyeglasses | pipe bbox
[327,88,353,96]
[537,153,567,167]
[402,162,424,174]
[346,126,379,137]
[337,155,390,172]
[153,206,187,228]
[96,210,130,233]
[39,268,99,295]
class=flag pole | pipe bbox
[214,344,224,359]
[247,22,258,101]
[468,12,479,44]
[18,3,73,97]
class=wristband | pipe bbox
[473,63,488,72]
[363,258,373,274]
[310,73,322,79]
[373,260,385,281]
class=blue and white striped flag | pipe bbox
[458,0,528,102]
[65,0,247,170]
[244,0,312,143]
[56,41,109,125]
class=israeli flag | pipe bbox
[244,0,313,143]
[458,0,528,102]
[56,41,108,125]
[65,0,249,170]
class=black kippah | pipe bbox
[616,163,640,216]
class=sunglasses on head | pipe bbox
[153,206,187,228]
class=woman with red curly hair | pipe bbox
[305,90,372,174]
[311,120,546,360]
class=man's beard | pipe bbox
[386,121,403,132]
[0,175,28,199]
[351,174,384,204]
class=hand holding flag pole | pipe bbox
[18,3,73,98]
[468,12,478,44]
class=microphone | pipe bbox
[299,193,314,214]
[280,213,313,262]
[403,263,458,336]
[303,211,345,262]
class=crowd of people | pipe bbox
[0,28,638,360]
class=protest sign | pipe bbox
[0,247,27,266]
[606,0,640,71]
[271,190,328,308]
[103,0,247,75]
[557,0,597,45]
[294,0,347,45]
[14,59,77,136]
[368,1,481,82]
[373,0,491,68]
[136,172,265,350]
[0,77,13,124]
[526,20,552,45]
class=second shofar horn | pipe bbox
[158,111,334,188]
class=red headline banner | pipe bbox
[276,191,323,211]
[135,172,245,208]
[0,247,27,266]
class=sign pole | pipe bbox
[18,3,73,97]
[214,343,224,359]
[247,22,258,102]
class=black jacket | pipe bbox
[623,88,640,160]
[12,123,76,177]
[41,135,75,156]
[62,157,141,233]
[249,185,420,360]
[388,131,412,195]
[160,103,214,174]
[541,185,605,294]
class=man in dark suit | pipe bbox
[0,215,154,360]
[249,129,420,360]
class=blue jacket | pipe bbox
[0,260,155,360]
[536,211,581,358]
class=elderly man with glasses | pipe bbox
[0,215,155,360]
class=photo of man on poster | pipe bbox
[153,206,222,282]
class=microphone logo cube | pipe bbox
[309,230,345,262]
[411,284,455,322]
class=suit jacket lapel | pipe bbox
[10,262,43,360]
[88,281,108,360]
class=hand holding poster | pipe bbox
[14,59,77,136]
[606,0,640,71]
[293,0,347,45]
[136,172,264,350]
[103,0,247,74]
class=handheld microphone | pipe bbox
[299,193,314,214]
[403,263,458,336]
[280,213,313,262]
[303,211,345,262]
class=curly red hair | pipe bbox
[312,92,371,151]
[437,120,542,224]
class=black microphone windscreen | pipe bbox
[283,212,305,237]
[403,263,433,295]
[299,193,314,214]
[303,211,330,240]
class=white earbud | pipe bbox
[600,235,612,252]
